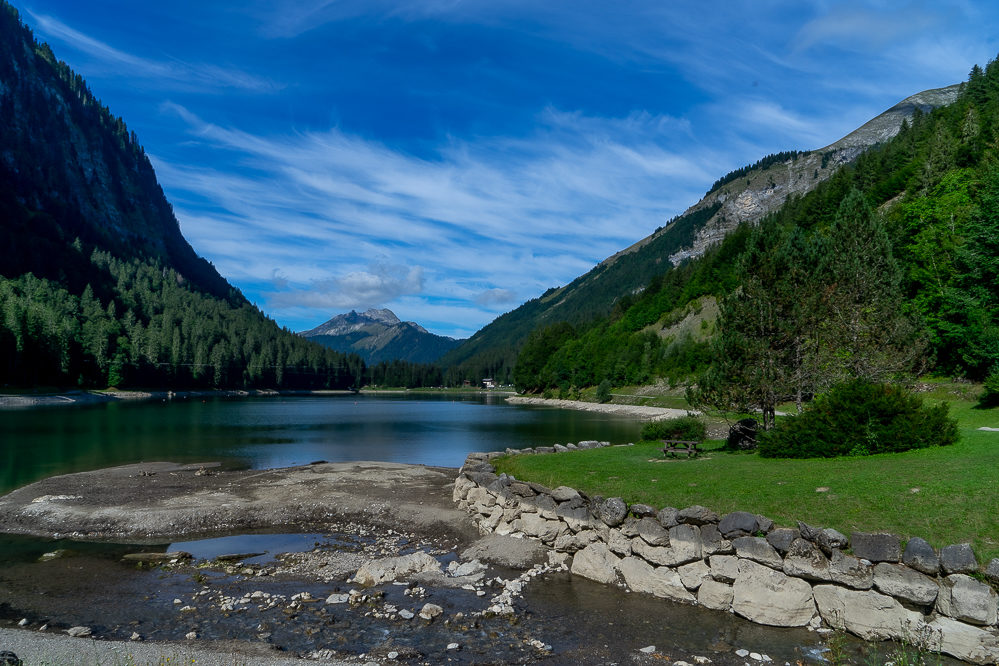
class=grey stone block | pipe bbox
[902,537,939,575]
[719,511,758,538]
[766,527,799,555]
[940,543,978,575]
[851,532,902,563]
[677,505,719,525]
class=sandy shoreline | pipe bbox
[505,395,695,420]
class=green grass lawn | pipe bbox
[494,397,999,563]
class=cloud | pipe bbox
[792,3,940,54]
[269,264,425,310]
[474,288,517,307]
[27,11,277,92]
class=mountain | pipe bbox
[440,84,961,383]
[301,309,461,365]
[0,1,361,390]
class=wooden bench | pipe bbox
[662,439,700,458]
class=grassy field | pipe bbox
[494,394,999,563]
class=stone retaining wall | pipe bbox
[453,444,999,664]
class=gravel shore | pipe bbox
[505,395,695,420]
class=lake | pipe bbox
[0,392,642,494]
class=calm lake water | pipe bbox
[0,392,641,494]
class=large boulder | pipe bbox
[872,562,938,606]
[766,527,799,555]
[594,497,629,527]
[936,574,999,626]
[677,505,719,525]
[571,542,621,585]
[782,538,831,582]
[668,524,703,564]
[677,560,712,591]
[698,580,734,611]
[732,536,783,569]
[617,556,695,603]
[636,517,671,546]
[631,538,676,567]
[902,537,940,575]
[700,523,732,556]
[460,534,548,569]
[927,616,999,665]
[516,513,563,543]
[718,511,758,538]
[555,503,594,532]
[352,551,441,586]
[731,559,816,627]
[708,554,740,584]
[812,585,923,641]
[851,532,901,563]
[940,543,978,575]
[828,550,873,590]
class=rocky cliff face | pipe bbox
[301,309,460,364]
[664,84,961,264]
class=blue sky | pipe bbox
[18,1,999,338]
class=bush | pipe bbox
[758,380,959,458]
[978,366,999,407]
[596,379,613,404]
[641,415,707,442]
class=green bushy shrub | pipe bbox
[758,380,959,458]
[596,379,613,404]
[978,367,999,407]
[641,415,707,442]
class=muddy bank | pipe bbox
[0,461,477,544]
[506,395,694,420]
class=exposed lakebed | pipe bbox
[0,394,914,664]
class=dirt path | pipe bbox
[506,395,695,420]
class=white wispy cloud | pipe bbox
[27,11,277,92]
[153,103,721,335]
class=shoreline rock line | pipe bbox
[454,444,999,664]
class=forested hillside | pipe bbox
[443,86,958,386]
[0,2,362,390]
[515,60,999,396]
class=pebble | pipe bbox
[735,649,750,657]
[66,626,91,638]
[447,642,460,650]
[387,651,399,659]
[326,593,350,604]
[185,631,198,640]
[419,602,443,620]
[16,619,27,627]
[130,632,142,641]
[399,609,415,620]
[639,645,656,654]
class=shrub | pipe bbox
[978,366,999,407]
[641,415,707,442]
[596,379,613,404]
[758,380,959,458]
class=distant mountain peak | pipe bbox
[300,308,459,364]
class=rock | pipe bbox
[631,538,676,567]
[607,528,632,556]
[639,645,656,654]
[936,574,999,626]
[812,585,923,641]
[551,486,580,502]
[570,543,621,585]
[732,536,783,569]
[817,528,849,555]
[700,523,731,555]
[851,532,901,563]
[555,501,593,530]
[927,616,999,665]
[697,579,734,611]
[631,503,657,518]
[708,555,740,584]
[678,505,719,525]
[902,537,940,575]
[657,506,680,528]
[554,530,598,553]
[796,521,822,542]
[755,514,774,534]
[668,524,703,565]
[985,558,999,585]
[449,560,487,577]
[461,534,549,569]
[637,517,671,546]
[678,560,712,590]
[0,653,22,666]
[940,543,978,575]
[66,626,92,638]
[766,527,799,555]
[594,497,628,527]
[466,486,496,509]
[121,550,193,563]
[185,631,198,640]
[617,556,695,603]
[129,632,141,641]
[719,511,758,538]
[325,593,350,604]
[517,513,563,542]
[782,538,831,582]
[548,551,571,568]
[419,603,443,620]
[399,609,415,619]
[828,550,873,590]
[732,559,816,627]
[522,493,558,519]
[352,551,441,586]
[872,562,939,606]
